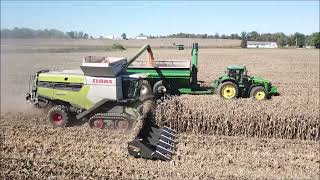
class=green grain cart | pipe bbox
[127,43,279,100]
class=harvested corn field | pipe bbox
[1,113,319,179]
[1,39,320,179]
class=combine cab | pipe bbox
[26,44,177,161]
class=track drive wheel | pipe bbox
[48,105,69,128]
[115,120,130,131]
[250,86,266,100]
[218,81,238,99]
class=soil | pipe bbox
[1,39,319,179]
[1,113,319,179]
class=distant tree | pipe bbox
[99,36,104,39]
[201,33,208,39]
[90,36,94,39]
[78,31,84,39]
[220,34,227,39]
[277,36,286,47]
[66,31,75,39]
[214,33,219,38]
[235,33,241,40]
[240,31,247,48]
[248,31,259,41]
[83,33,89,39]
[309,32,320,48]
[121,33,127,40]
[292,32,305,48]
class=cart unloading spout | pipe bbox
[192,43,198,68]
[121,44,155,74]
[191,43,198,87]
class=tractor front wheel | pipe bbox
[250,86,266,100]
[217,81,238,99]
[48,105,69,128]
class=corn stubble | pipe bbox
[156,95,319,141]
[1,43,320,179]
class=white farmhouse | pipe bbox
[136,35,148,40]
[105,35,115,39]
[247,41,278,48]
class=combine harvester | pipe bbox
[26,43,278,161]
[26,45,177,161]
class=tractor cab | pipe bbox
[226,65,248,84]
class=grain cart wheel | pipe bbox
[153,80,168,98]
[218,81,238,99]
[48,105,69,128]
[139,80,154,102]
[250,86,266,100]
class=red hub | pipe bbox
[93,119,105,129]
[52,113,64,126]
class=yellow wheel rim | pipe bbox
[222,85,236,99]
[255,91,266,100]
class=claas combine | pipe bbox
[26,44,177,161]
[26,43,278,161]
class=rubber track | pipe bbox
[89,112,134,129]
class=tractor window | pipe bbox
[228,69,238,77]
[227,69,242,81]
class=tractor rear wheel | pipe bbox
[48,105,69,128]
[217,81,238,99]
[250,86,266,100]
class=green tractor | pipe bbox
[212,65,279,100]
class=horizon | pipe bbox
[1,1,319,38]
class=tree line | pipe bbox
[1,27,92,39]
[239,31,320,48]
[147,31,320,48]
[2,27,319,48]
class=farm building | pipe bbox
[136,35,148,40]
[247,41,278,48]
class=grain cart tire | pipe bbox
[218,81,238,99]
[153,80,169,98]
[48,105,69,128]
[139,80,154,102]
[250,86,266,100]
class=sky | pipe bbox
[1,1,319,38]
